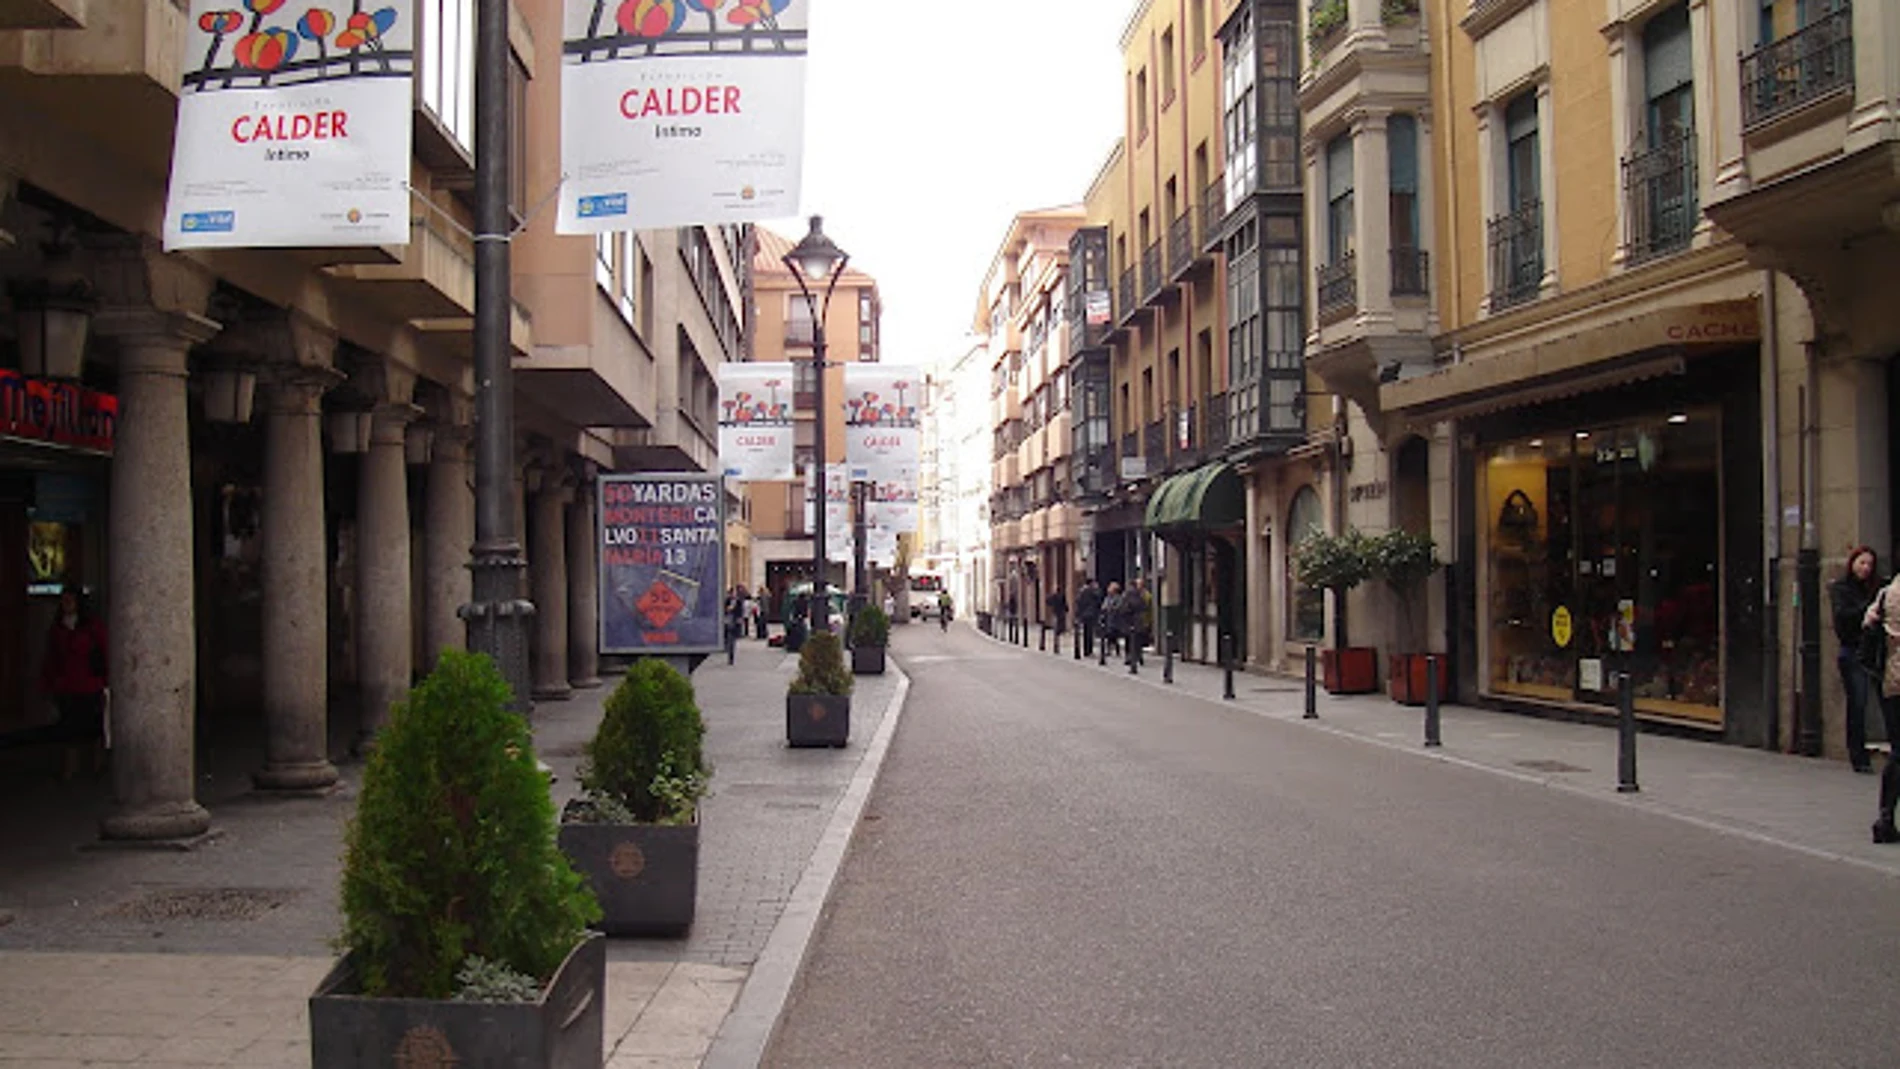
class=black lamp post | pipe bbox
[783,215,849,635]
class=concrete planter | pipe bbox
[309,931,605,1069]
[786,692,850,748]
[558,817,699,937]
[851,644,886,675]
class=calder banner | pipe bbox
[869,468,917,532]
[598,472,725,655]
[557,0,809,233]
[165,0,414,249]
[802,463,851,562]
[843,364,922,484]
[718,362,796,481]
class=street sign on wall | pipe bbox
[598,473,726,655]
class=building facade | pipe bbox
[0,0,748,840]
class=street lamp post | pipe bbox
[783,216,849,635]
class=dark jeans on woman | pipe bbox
[1840,650,1873,769]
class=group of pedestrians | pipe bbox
[1070,577,1154,664]
[1827,546,1900,843]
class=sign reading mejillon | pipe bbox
[598,473,726,655]
[557,0,809,233]
[164,0,415,249]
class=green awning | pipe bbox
[1143,462,1245,531]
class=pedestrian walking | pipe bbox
[1860,573,1900,843]
[1076,578,1102,657]
[1045,588,1068,648]
[1101,582,1125,659]
[724,585,747,664]
[1831,546,1880,773]
[1129,577,1154,667]
[38,586,108,780]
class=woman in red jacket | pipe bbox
[39,586,107,778]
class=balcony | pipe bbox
[1143,420,1167,471]
[1117,267,1138,326]
[1391,247,1430,297]
[1623,130,1698,265]
[1317,254,1358,319]
[1742,7,1854,131]
[1202,179,1227,252]
[784,319,817,347]
[1486,201,1544,311]
[1203,392,1230,454]
[1168,211,1196,278]
[1140,242,1165,303]
[1172,403,1200,468]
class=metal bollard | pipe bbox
[1039,624,1048,651]
[1073,625,1082,660]
[1127,631,1139,675]
[1303,645,1318,719]
[1222,634,1236,700]
[1053,625,1061,655]
[1163,629,1175,684]
[1423,655,1442,748]
[1617,671,1640,793]
[1099,630,1108,666]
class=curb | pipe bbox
[700,660,913,1069]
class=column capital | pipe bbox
[207,308,339,370]
[261,363,346,416]
[95,309,221,376]
[368,402,424,446]
[340,349,417,408]
[84,235,216,318]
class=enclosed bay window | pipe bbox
[1388,114,1426,296]
[1324,134,1355,263]
[419,0,475,151]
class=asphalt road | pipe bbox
[764,623,1900,1069]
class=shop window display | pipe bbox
[1287,486,1324,642]
[1482,408,1722,725]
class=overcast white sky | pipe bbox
[762,0,1129,371]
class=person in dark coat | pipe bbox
[1076,578,1102,656]
[1046,588,1069,639]
[39,586,107,779]
[1833,546,1882,773]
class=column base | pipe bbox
[253,760,340,794]
[533,683,575,702]
[99,800,213,844]
[568,676,603,690]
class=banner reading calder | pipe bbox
[599,473,726,655]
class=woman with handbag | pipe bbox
[1830,546,1881,773]
[1860,571,1900,843]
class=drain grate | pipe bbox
[101,887,300,922]
[1515,759,1589,774]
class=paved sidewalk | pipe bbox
[980,625,1900,879]
[0,636,909,1068]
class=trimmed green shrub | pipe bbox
[789,630,854,696]
[1369,528,1439,597]
[1291,528,1373,596]
[574,658,709,825]
[849,604,891,648]
[338,649,599,1000]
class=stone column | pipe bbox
[531,474,574,701]
[356,406,415,745]
[423,427,474,671]
[567,478,601,689]
[255,367,341,791]
[96,308,220,841]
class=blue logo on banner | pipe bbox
[578,194,629,219]
[180,211,237,233]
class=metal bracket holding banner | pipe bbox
[597,472,727,657]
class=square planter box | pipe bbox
[1389,652,1451,706]
[558,818,698,937]
[787,693,850,748]
[1322,647,1379,695]
[310,931,605,1069]
[851,644,886,675]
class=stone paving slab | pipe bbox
[0,635,910,1067]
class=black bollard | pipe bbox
[1617,671,1640,793]
[1163,629,1175,684]
[1127,630,1139,675]
[1303,645,1318,719]
[1073,624,1081,660]
[1423,655,1441,747]
[1222,634,1236,700]
[1039,623,1047,651]
[1099,630,1108,666]
[1053,625,1061,656]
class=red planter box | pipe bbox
[1322,647,1379,695]
[1388,652,1451,706]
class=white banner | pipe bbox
[868,469,918,533]
[866,525,898,568]
[718,362,795,481]
[165,0,414,249]
[557,0,809,233]
[803,464,851,561]
[844,365,923,483]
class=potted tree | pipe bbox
[558,658,711,937]
[849,602,890,675]
[310,649,604,1069]
[1291,528,1379,694]
[787,630,852,748]
[1369,528,1446,705]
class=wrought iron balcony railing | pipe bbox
[1742,6,1854,130]
[784,319,816,346]
[1141,242,1164,302]
[1623,130,1698,264]
[1118,268,1137,323]
[1144,420,1167,467]
[1168,210,1196,276]
[1486,200,1544,311]
[1317,254,1358,317]
[1391,246,1430,296]
[1203,392,1230,453]
[1202,179,1226,252]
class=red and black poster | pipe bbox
[598,472,725,655]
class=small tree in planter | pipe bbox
[1291,528,1379,694]
[311,649,605,1069]
[1369,528,1444,705]
[849,603,891,675]
[787,630,853,748]
[559,658,711,937]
